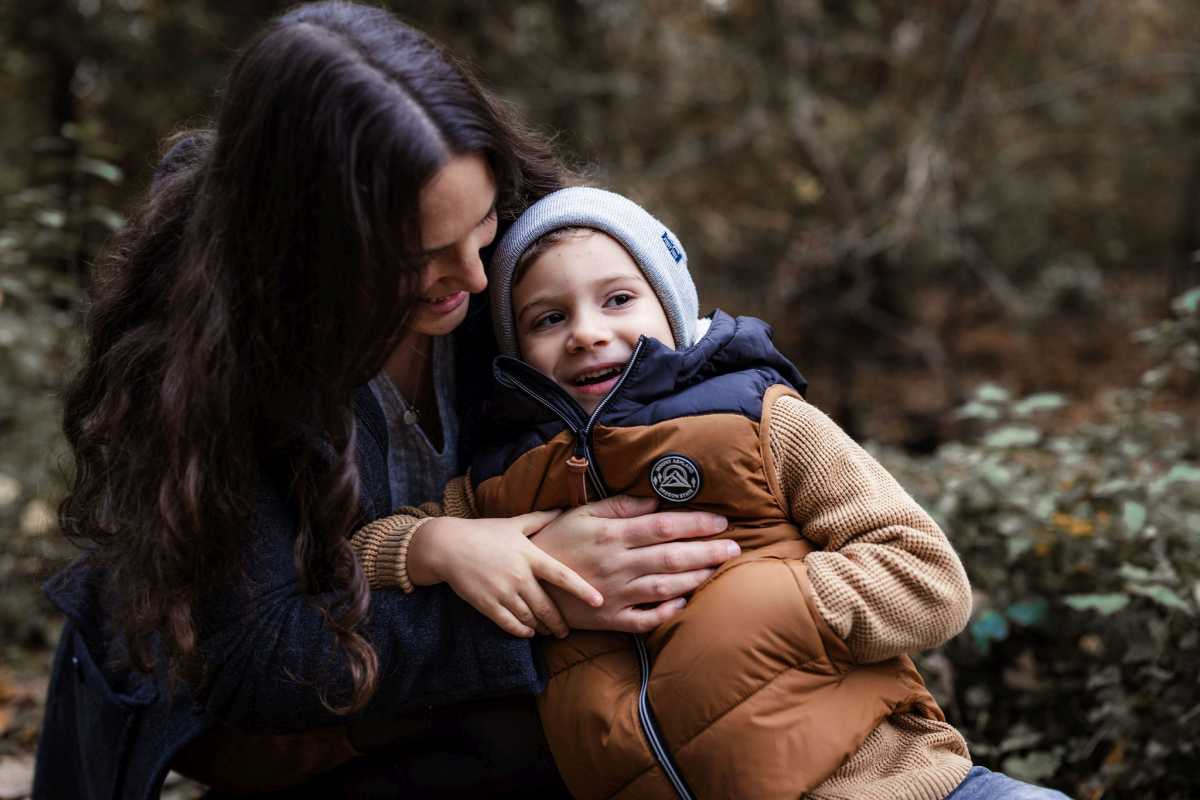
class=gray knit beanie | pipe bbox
[489,187,699,356]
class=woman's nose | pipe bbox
[426,247,488,294]
[455,249,488,294]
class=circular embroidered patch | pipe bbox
[649,453,703,503]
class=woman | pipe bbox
[33,4,735,798]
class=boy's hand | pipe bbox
[408,513,603,639]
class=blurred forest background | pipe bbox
[1,1,1198,798]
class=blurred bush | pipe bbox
[7,1,1200,443]
[882,287,1200,799]
[0,126,123,648]
[2,3,1200,797]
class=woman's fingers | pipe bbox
[611,597,688,634]
[516,509,563,537]
[580,494,657,520]
[610,505,731,548]
[623,568,716,605]
[626,539,740,578]
[584,494,659,520]
[584,495,729,545]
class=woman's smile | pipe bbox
[408,153,498,337]
[420,289,468,314]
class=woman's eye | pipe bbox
[605,292,634,308]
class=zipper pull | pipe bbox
[566,454,590,507]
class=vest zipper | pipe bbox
[494,337,648,502]
[576,337,648,496]
[495,340,695,800]
[493,367,605,500]
[635,634,697,800]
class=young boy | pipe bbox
[355,188,982,799]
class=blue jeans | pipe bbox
[947,766,1073,799]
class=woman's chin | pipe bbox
[408,296,471,337]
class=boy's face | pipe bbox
[512,230,675,414]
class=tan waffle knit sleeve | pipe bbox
[767,394,972,664]
[349,475,478,590]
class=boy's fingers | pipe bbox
[491,604,536,639]
[532,550,603,608]
[507,595,542,631]
[521,585,569,639]
[517,509,564,537]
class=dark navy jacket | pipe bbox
[33,384,544,800]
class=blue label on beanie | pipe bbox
[661,231,683,263]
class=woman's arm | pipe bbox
[191,475,549,734]
[767,394,972,663]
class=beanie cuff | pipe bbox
[488,187,699,356]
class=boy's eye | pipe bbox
[531,311,565,330]
[604,292,634,308]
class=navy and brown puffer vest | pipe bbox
[471,311,945,800]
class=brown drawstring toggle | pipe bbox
[566,455,590,507]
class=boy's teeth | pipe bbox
[573,367,620,386]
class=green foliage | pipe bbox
[883,288,1200,799]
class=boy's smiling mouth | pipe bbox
[571,365,623,387]
[564,361,627,402]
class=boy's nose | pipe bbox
[566,313,610,352]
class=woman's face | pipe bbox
[409,153,499,337]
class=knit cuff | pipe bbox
[352,514,432,592]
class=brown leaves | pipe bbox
[0,670,47,751]
[0,670,46,800]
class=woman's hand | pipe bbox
[406,512,603,639]
[530,495,738,633]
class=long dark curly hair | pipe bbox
[59,1,566,712]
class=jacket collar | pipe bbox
[487,310,806,429]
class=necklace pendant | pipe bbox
[403,408,420,426]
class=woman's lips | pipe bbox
[419,290,467,315]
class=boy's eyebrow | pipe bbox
[421,197,497,256]
[515,271,647,324]
[515,294,551,325]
